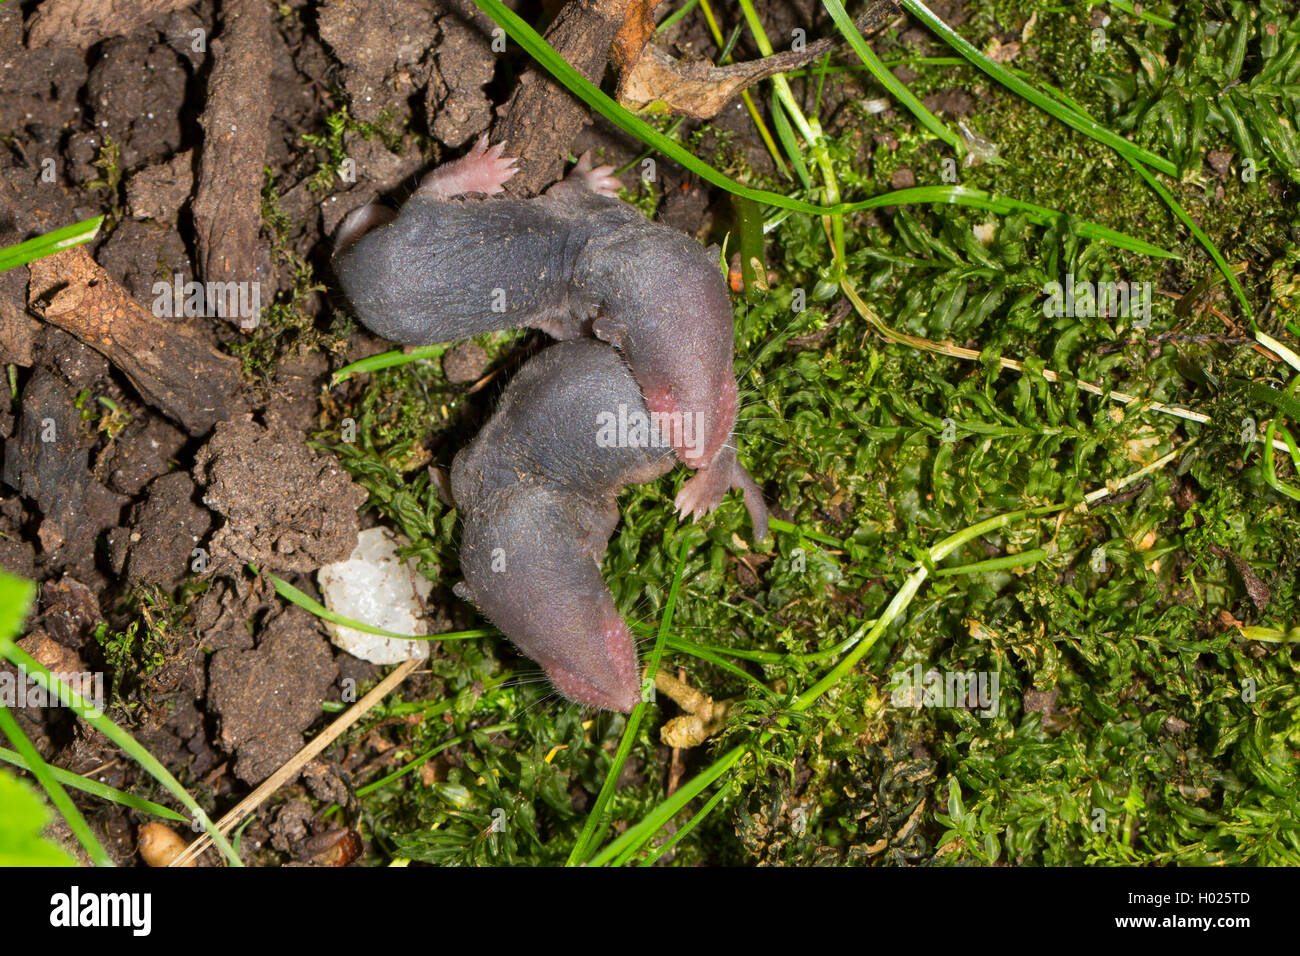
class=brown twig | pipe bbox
[494,0,635,197]
[192,0,271,296]
[28,247,248,435]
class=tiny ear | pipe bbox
[428,466,455,508]
[334,203,394,256]
[592,315,627,346]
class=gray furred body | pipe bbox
[335,187,644,344]
[450,339,674,713]
[332,161,768,542]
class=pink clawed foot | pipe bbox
[674,462,730,523]
[673,452,770,543]
[569,151,623,198]
[418,134,518,200]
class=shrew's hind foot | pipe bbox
[674,446,769,543]
[568,151,623,199]
[334,202,395,255]
[418,134,518,201]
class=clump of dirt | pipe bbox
[124,149,194,223]
[2,368,128,567]
[194,415,367,574]
[84,35,189,171]
[425,1,501,148]
[108,472,213,588]
[207,605,339,785]
[100,415,188,498]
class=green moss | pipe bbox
[227,169,349,382]
[83,136,123,230]
[301,103,408,194]
[93,584,204,717]
[303,0,1300,865]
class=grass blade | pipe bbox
[898,0,1256,318]
[898,0,1176,175]
[0,706,112,866]
[331,344,446,385]
[635,780,733,866]
[588,504,1074,860]
[468,0,1176,263]
[567,530,694,866]
[587,744,746,866]
[1102,0,1176,29]
[259,567,490,641]
[0,575,242,868]
[851,184,1178,258]
[0,574,112,865]
[1,643,243,865]
[821,0,961,151]
[1121,154,1253,320]
[0,216,104,272]
[471,0,878,216]
[0,747,188,823]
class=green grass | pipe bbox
[0,572,242,866]
[0,216,103,272]
[0,770,78,867]
[297,0,1300,866]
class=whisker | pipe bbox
[495,677,555,689]
[736,311,806,380]
[506,689,562,723]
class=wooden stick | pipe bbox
[495,0,635,197]
[29,247,248,435]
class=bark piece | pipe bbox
[191,0,271,294]
[28,246,248,435]
[495,0,633,198]
[617,1,901,118]
[26,0,195,50]
[611,0,665,73]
